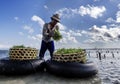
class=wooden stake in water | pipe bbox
[98,52,101,60]
[111,52,114,58]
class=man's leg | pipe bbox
[48,41,55,59]
[39,40,47,59]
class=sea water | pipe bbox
[3,49,120,84]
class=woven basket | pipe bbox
[9,48,38,60]
[52,51,86,63]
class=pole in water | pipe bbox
[96,51,98,58]
[111,52,114,58]
[104,54,106,59]
[88,51,90,57]
[98,52,101,60]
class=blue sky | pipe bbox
[0,0,120,49]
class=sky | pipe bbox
[0,0,120,50]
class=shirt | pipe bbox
[42,23,58,43]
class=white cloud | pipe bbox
[105,17,115,23]
[117,4,120,9]
[56,5,106,19]
[56,8,78,18]
[106,11,120,23]
[83,25,120,44]
[36,34,42,40]
[44,5,48,9]
[19,32,24,36]
[94,0,100,2]
[0,44,11,49]
[57,23,66,30]
[106,4,120,24]
[28,34,42,41]
[84,39,95,44]
[68,36,78,43]
[109,24,118,27]
[60,29,80,43]
[81,30,87,34]
[23,25,34,34]
[31,15,45,28]
[14,17,19,21]
[59,37,67,43]
[116,4,120,22]
[116,11,120,23]
[79,5,106,19]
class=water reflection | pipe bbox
[0,72,101,84]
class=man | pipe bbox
[39,14,60,60]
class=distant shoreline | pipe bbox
[1,48,120,51]
[85,48,120,50]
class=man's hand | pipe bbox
[56,25,59,30]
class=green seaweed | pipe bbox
[10,45,35,49]
[54,48,84,54]
[53,29,62,41]
[12,45,25,48]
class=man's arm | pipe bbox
[42,24,49,36]
[49,25,59,37]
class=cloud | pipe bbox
[118,4,120,9]
[31,15,45,28]
[68,36,78,43]
[0,44,11,49]
[23,25,34,34]
[44,5,48,9]
[59,37,67,44]
[59,28,82,44]
[116,11,120,23]
[56,8,78,18]
[83,25,120,43]
[57,23,66,30]
[106,12,120,23]
[68,30,82,37]
[28,34,42,41]
[105,17,115,23]
[14,17,19,21]
[84,39,96,44]
[94,0,100,2]
[79,5,106,19]
[81,30,88,34]
[18,32,24,36]
[106,4,120,23]
[56,5,106,19]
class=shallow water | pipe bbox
[1,49,120,84]
[0,50,101,84]
[88,50,120,84]
[0,72,101,84]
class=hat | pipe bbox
[51,14,60,22]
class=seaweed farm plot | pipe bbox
[86,48,120,60]
[0,48,120,84]
[86,48,120,84]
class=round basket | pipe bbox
[9,48,38,60]
[52,51,86,63]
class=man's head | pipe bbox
[51,14,60,23]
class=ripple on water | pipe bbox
[112,79,120,84]
[0,72,101,84]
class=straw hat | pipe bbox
[51,14,60,22]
